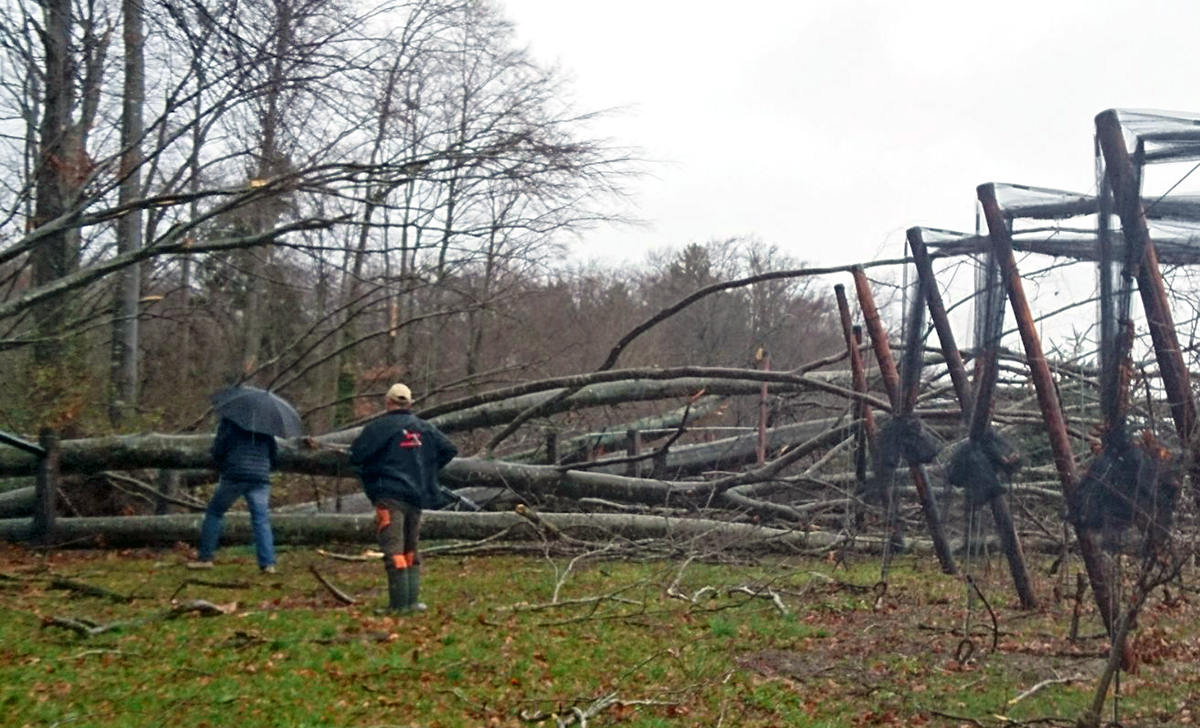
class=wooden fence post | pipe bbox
[33,428,59,545]
[156,470,180,515]
[625,429,641,478]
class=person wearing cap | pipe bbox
[348,383,457,613]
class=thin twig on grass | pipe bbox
[101,471,208,511]
[421,525,527,556]
[928,710,985,726]
[42,615,145,637]
[169,578,250,601]
[165,599,233,619]
[317,548,383,562]
[309,565,357,605]
[965,574,1000,652]
[1007,675,1082,706]
[49,577,134,603]
[727,585,790,615]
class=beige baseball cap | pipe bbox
[385,383,412,404]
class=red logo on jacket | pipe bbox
[399,429,422,449]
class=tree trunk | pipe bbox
[109,0,145,426]
[31,0,76,366]
[0,421,848,508]
[0,511,1074,557]
[0,511,884,553]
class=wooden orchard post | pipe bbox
[836,287,879,534]
[910,227,1035,607]
[1095,110,1195,443]
[978,182,1114,632]
[848,269,957,575]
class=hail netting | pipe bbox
[946,216,1021,506]
[1073,131,1178,546]
[868,272,940,504]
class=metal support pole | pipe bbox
[979,182,1114,632]
[848,270,957,575]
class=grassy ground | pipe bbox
[2,541,1200,727]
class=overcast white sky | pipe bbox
[499,0,1200,271]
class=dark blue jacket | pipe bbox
[211,418,277,484]
[348,410,457,509]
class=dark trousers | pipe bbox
[373,498,421,571]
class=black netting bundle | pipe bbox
[947,429,1022,506]
[877,414,940,469]
[861,415,940,505]
[1071,424,1178,543]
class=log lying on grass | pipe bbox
[0,419,855,508]
[0,511,887,553]
[0,511,1064,556]
[0,512,836,550]
[0,487,34,518]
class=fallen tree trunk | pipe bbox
[581,417,857,478]
[0,486,33,518]
[504,395,728,463]
[0,421,853,507]
[0,512,836,550]
[0,511,1067,556]
[432,381,758,436]
[318,367,891,445]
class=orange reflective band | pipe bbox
[391,553,409,569]
[374,508,391,532]
[403,551,416,568]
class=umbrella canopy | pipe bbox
[211,386,303,438]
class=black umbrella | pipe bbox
[211,385,303,438]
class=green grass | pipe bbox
[3,543,1200,727]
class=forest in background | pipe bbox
[0,0,846,444]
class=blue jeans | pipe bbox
[197,477,276,568]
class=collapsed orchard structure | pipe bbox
[3,109,1200,674]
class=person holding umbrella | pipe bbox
[188,385,302,573]
[349,383,457,613]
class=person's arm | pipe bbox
[348,421,388,470]
[210,419,232,466]
[267,436,278,471]
[428,425,457,469]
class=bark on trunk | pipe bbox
[109,0,145,426]
[0,511,1072,556]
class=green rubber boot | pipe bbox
[385,565,412,613]
[408,568,427,612]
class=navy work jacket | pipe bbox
[348,410,457,509]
